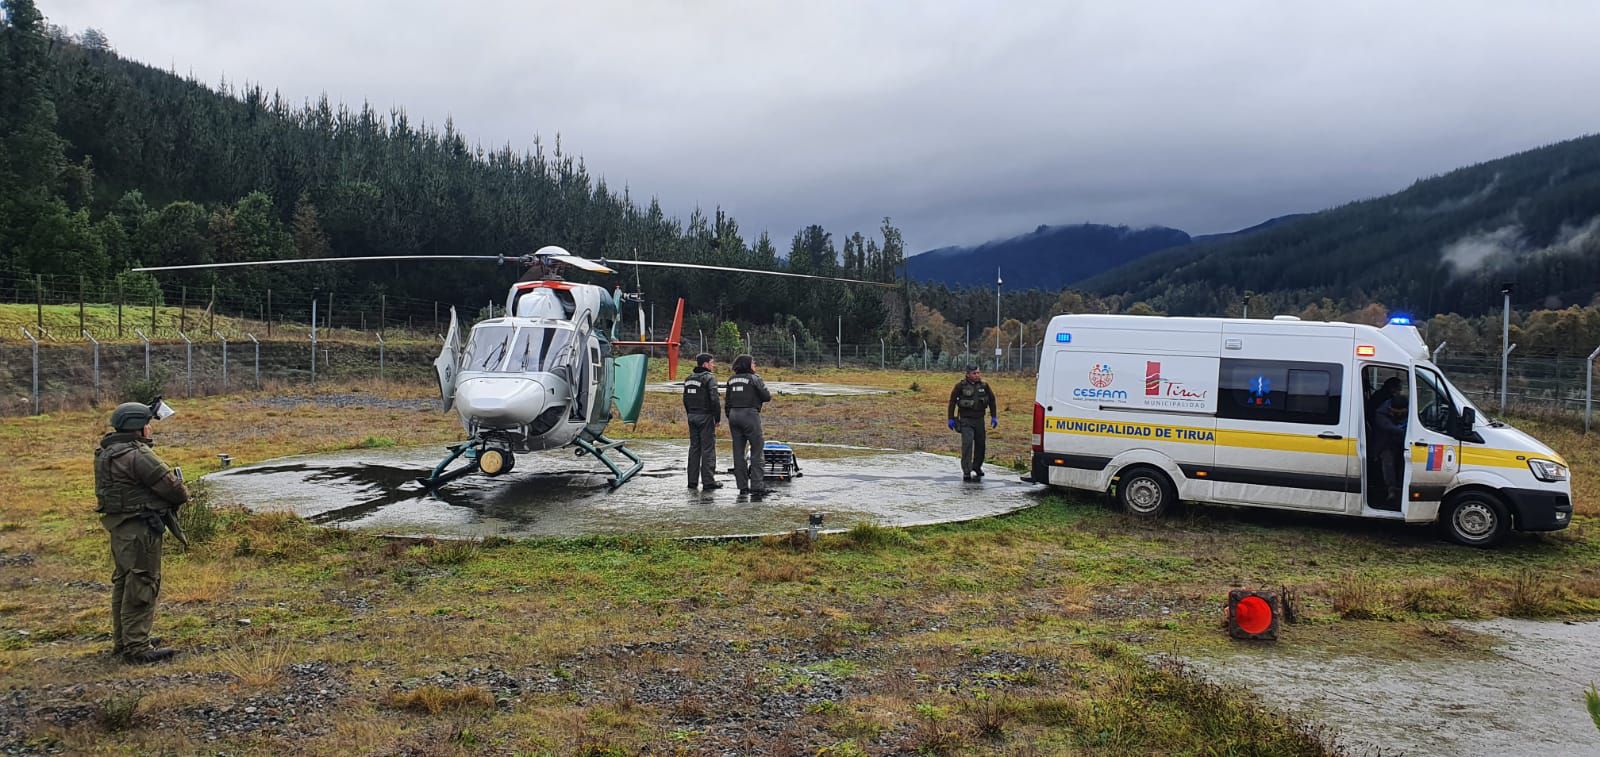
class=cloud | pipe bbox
[1442,215,1600,276]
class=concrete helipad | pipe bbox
[203,441,1040,539]
[645,381,890,396]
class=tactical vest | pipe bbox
[94,439,162,514]
[682,371,715,413]
[956,381,988,411]
[725,374,760,409]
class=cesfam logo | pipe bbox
[1075,363,1128,401]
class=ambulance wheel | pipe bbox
[1117,466,1175,518]
[1440,491,1511,548]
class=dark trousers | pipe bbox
[958,417,987,474]
[1378,445,1404,506]
[102,512,162,654]
[729,408,766,492]
[686,414,718,486]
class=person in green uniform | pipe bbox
[95,401,187,664]
[947,364,998,481]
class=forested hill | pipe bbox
[0,0,903,341]
[907,224,1192,289]
[1079,134,1600,317]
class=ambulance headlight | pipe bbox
[1527,459,1568,482]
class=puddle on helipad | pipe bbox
[644,381,890,397]
[203,440,1038,539]
[1189,618,1600,756]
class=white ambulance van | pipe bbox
[1028,314,1573,547]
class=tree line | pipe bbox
[0,0,906,343]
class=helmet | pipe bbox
[110,402,154,431]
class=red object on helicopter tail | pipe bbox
[666,298,684,380]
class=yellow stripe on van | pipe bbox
[1042,416,1354,456]
[1458,447,1562,469]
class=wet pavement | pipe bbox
[1190,618,1600,756]
[645,381,890,396]
[203,441,1039,539]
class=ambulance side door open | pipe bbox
[1404,365,1460,522]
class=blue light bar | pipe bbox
[1388,316,1412,326]
[1056,332,1072,343]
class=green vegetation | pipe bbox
[1083,134,1600,318]
[0,1,904,343]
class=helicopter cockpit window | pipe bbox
[510,326,575,372]
[462,326,515,372]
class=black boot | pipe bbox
[123,647,177,665]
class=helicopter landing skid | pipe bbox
[416,441,482,490]
[573,432,644,490]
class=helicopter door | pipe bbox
[434,307,462,411]
[611,353,648,424]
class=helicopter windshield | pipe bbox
[510,326,574,372]
[461,325,515,371]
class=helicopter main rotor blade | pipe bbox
[129,255,507,273]
[540,252,616,274]
[608,259,898,288]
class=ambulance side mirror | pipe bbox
[1453,407,1482,443]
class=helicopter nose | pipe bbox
[456,377,548,427]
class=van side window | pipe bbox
[1414,367,1456,434]
[1218,359,1343,425]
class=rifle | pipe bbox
[160,510,190,550]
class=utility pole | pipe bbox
[994,267,1003,371]
[1500,283,1513,411]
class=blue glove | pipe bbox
[947,419,956,430]
[990,417,998,429]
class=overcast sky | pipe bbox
[38,0,1600,252]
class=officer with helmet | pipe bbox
[682,352,723,490]
[95,400,188,663]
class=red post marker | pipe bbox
[1227,590,1279,640]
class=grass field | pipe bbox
[1,369,1597,754]
[0,303,438,345]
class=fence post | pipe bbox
[178,331,192,396]
[311,298,318,386]
[1501,343,1517,410]
[881,338,886,370]
[215,331,228,392]
[83,330,100,405]
[22,327,39,416]
[376,332,385,382]
[35,274,42,329]
[1587,343,1600,434]
[134,328,150,380]
[791,334,797,367]
[248,333,260,389]
[116,278,124,338]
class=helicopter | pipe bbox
[132,246,896,490]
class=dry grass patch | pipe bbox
[213,642,293,689]
[1330,575,1390,620]
[383,684,495,715]
[749,555,816,584]
[165,562,233,604]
